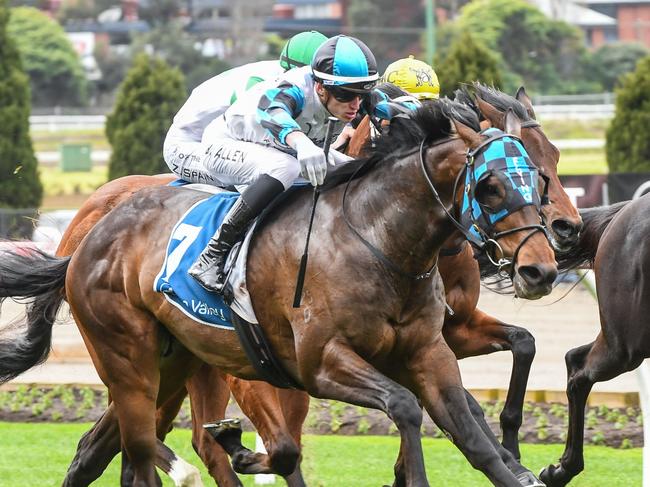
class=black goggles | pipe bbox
[326,85,370,103]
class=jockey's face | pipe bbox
[316,82,363,123]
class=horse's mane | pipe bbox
[556,201,630,271]
[466,83,534,123]
[363,98,480,167]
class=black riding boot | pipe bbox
[189,174,285,293]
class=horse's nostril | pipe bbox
[518,264,557,288]
[551,219,582,239]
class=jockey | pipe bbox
[382,55,440,100]
[189,35,420,293]
[163,30,328,184]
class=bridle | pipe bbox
[342,129,548,280]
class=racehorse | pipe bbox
[55,85,579,486]
[0,100,557,486]
[539,197,646,487]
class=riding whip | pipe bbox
[293,116,338,308]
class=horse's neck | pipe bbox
[338,142,459,276]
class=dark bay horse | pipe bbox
[0,101,557,486]
[55,85,579,486]
[539,197,646,487]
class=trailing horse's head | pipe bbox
[450,108,557,299]
[471,83,583,251]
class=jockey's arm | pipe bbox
[255,81,305,148]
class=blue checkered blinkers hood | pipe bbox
[460,128,542,243]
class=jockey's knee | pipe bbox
[264,158,301,190]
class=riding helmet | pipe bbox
[279,30,328,71]
[311,35,379,93]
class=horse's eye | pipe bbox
[476,177,505,211]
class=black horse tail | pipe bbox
[0,248,70,384]
[556,200,630,271]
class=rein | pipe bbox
[341,146,437,280]
[342,130,548,280]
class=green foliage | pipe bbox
[453,0,594,94]
[7,6,87,106]
[436,30,502,96]
[591,42,649,91]
[606,55,650,173]
[0,0,42,219]
[130,23,230,92]
[106,53,186,180]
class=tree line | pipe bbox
[1,0,650,227]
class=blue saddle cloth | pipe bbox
[154,190,240,329]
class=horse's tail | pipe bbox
[556,200,629,271]
[0,248,70,384]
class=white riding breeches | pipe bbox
[164,123,302,190]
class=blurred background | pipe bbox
[2,0,650,249]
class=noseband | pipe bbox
[342,128,548,280]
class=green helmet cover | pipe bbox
[279,31,328,71]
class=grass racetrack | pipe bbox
[0,423,640,486]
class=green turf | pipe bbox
[32,128,109,153]
[0,422,640,486]
[558,148,608,175]
[538,118,608,141]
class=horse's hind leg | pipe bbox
[186,364,244,487]
[154,440,203,487]
[63,405,122,486]
[70,302,162,486]
[122,352,203,487]
[226,376,308,482]
[445,309,536,460]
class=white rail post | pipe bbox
[254,433,275,485]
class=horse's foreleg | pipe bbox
[299,341,429,487]
[408,338,521,487]
[445,309,536,460]
[540,341,594,487]
[462,390,543,487]
[186,364,243,487]
[277,388,310,487]
[540,337,638,487]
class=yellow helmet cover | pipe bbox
[382,55,440,100]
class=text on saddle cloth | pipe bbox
[153,190,256,330]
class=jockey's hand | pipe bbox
[291,134,327,186]
[332,125,356,151]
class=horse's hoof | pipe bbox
[539,464,568,487]
[203,418,241,437]
[232,450,267,475]
[517,470,546,486]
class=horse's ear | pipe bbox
[515,86,537,120]
[475,96,502,129]
[504,107,522,138]
[453,119,483,149]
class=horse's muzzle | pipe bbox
[513,262,557,299]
